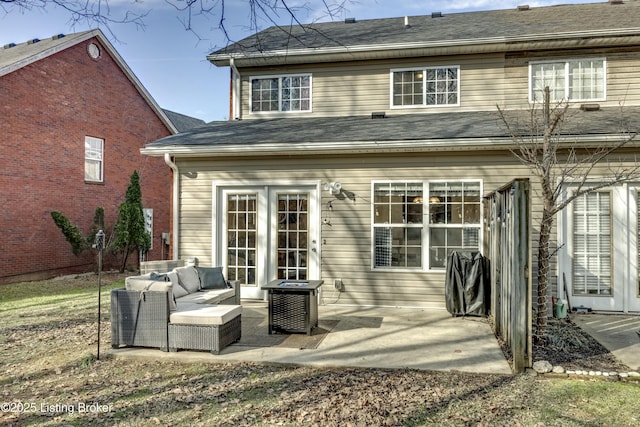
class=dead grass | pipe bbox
[1,274,640,426]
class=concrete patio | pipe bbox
[109,301,513,375]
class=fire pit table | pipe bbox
[261,279,324,335]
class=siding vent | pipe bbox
[517,5,530,11]
[371,112,386,119]
[431,12,442,18]
[344,17,356,24]
[3,43,16,49]
[52,34,66,40]
[580,103,601,111]
[27,38,40,45]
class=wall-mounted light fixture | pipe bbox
[323,181,342,195]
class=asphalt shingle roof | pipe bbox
[211,2,640,57]
[144,107,640,154]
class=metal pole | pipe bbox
[95,230,105,360]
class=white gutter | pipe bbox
[230,57,242,120]
[164,153,180,260]
[143,134,636,158]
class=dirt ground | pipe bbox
[1,273,636,426]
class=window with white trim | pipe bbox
[391,66,459,108]
[84,136,103,182]
[250,74,311,113]
[530,58,605,103]
[428,181,481,269]
[572,191,612,295]
[373,182,423,268]
[372,180,481,270]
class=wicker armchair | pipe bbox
[110,289,170,351]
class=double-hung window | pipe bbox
[84,136,103,182]
[530,58,605,103]
[372,180,482,270]
[373,182,423,268]
[391,66,460,108]
[427,181,481,269]
[250,74,311,113]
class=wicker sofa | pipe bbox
[111,264,242,354]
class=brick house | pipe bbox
[0,29,178,284]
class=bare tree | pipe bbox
[498,87,639,344]
[1,0,351,43]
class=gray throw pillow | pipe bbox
[197,266,229,290]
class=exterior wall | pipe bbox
[173,151,547,308]
[238,54,506,118]
[0,37,173,284]
[236,46,640,119]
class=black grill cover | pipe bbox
[445,251,489,316]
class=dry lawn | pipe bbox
[1,273,640,426]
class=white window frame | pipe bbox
[371,179,482,272]
[84,136,103,182]
[529,58,606,103]
[249,74,312,114]
[390,66,461,109]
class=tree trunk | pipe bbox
[536,207,554,344]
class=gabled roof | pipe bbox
[163,109,207,132]
[0,29,178,134]
[209,1,640,66]
[142,107,640,157]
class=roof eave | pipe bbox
[141,134,630,158]
[208,28,640,67]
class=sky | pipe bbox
[1,0,602,123]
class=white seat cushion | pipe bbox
[177,289,235,305]
[169,305,242,326]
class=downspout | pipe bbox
[164,153,180,260]
[230,57,242,120]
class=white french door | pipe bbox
[217,184,320,300]
[559,184,640,312]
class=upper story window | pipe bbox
[250,74,312,113]
[391,66,460,108]
[84,136,103,182]
[529,58,606,103]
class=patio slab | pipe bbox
[108,301,513,375]
[572,313,640,372]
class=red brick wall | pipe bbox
[0,36,173,284]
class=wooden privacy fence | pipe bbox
[484,179,532,373]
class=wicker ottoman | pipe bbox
[168,305,242,354]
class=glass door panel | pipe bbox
[276,193,308,280]
[226,193,258,286]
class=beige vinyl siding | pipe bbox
[174,151,548,307]
[239,54,506,118]
[238,47,640,117]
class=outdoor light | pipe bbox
[323,181,342,195]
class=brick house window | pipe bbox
[85,136,103,182]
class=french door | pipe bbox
[217,184,319,299]
[560,184,640,312]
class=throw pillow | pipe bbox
[174,266,200,293]
[167,270,188,298]
[197,266,229,290]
